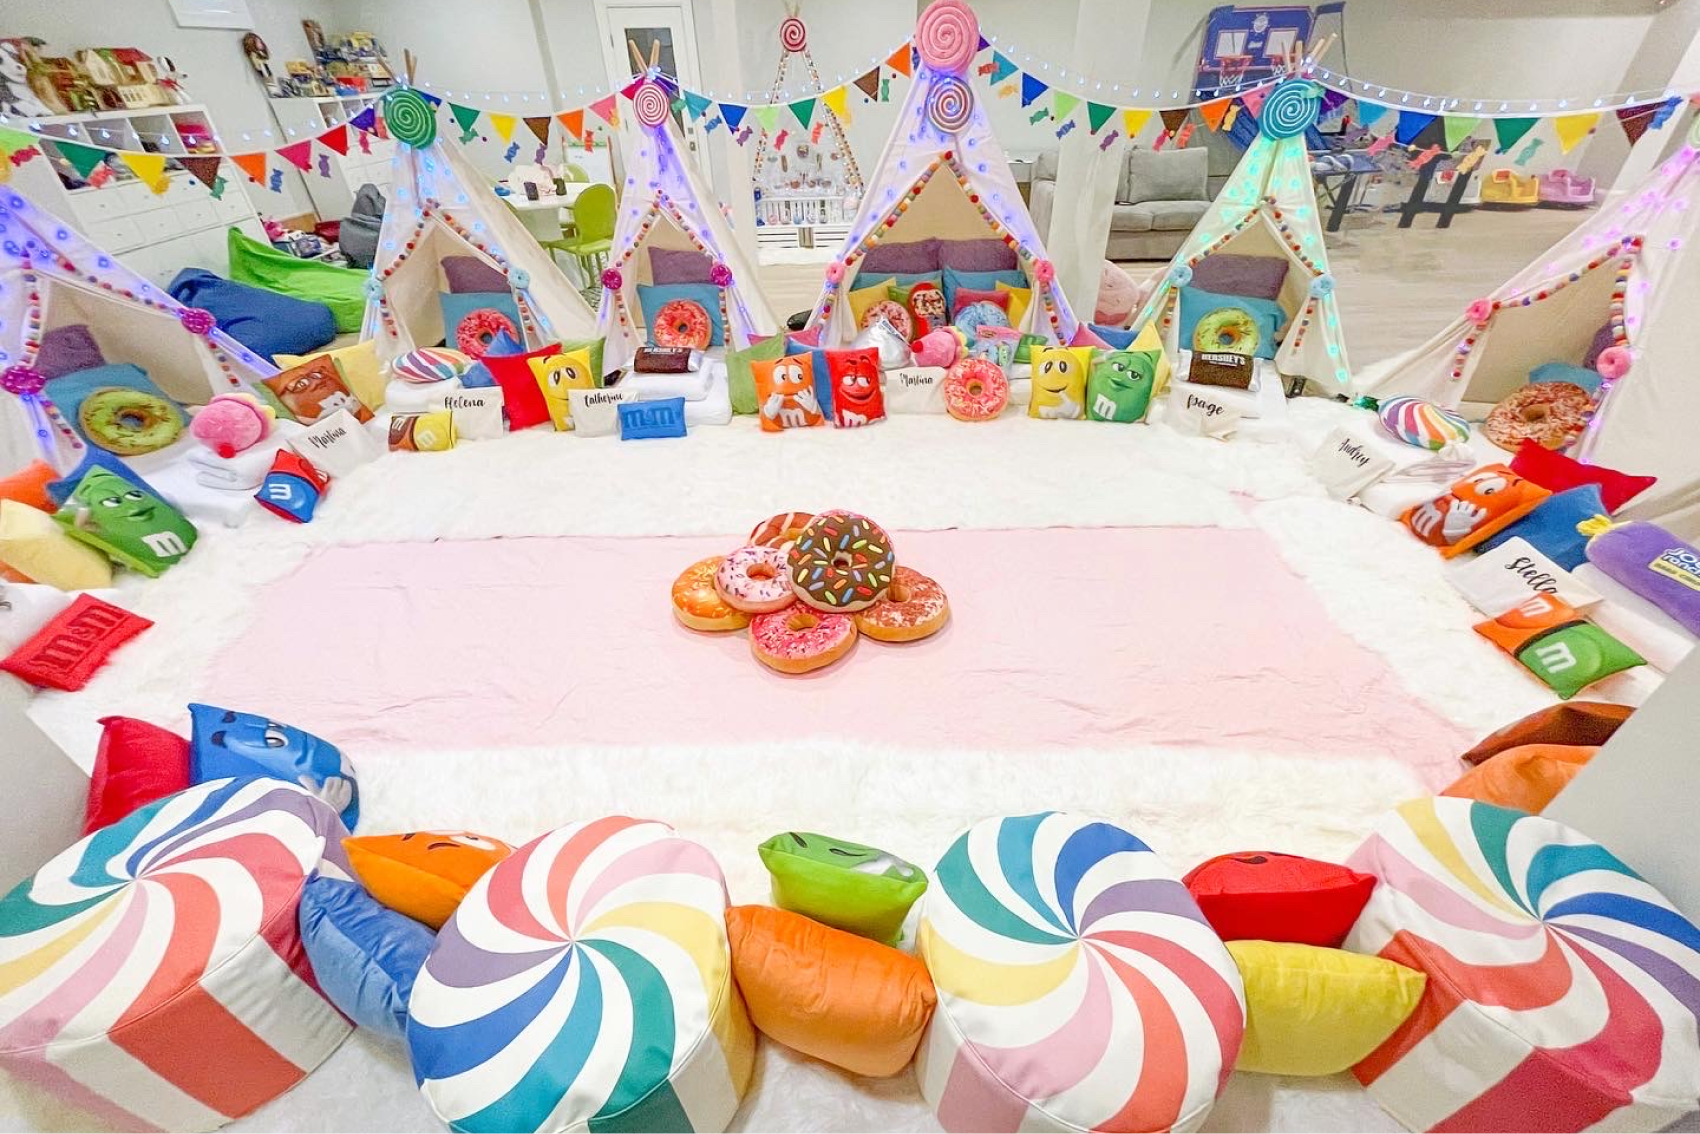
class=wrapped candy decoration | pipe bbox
[851,318,914,371]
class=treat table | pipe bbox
[503,182,592,242]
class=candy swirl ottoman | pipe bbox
[1346,798,1700,1132]
[408,816,754,1133]
[0,778,354,1131]
[917,812,1245,1133]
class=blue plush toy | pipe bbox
[188,703,359,830]
[298,876,434,1039]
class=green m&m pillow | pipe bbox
[758,831,928,944]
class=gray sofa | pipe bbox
[1030,147,1211,261]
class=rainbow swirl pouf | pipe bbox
[1378,395,1470,451]
[408,816,754,1133]
[0,779,353,1131]
[1346,798,1700,1132]
[916,812,1245,1133]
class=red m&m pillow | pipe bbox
[1183,851,1377,947]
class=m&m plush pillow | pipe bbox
[0,594,152,693]
[1460,701,1632,765]
[759,831,928,944]
[344,830,515,929]
[1477,483,1608,571]
[752,355,824,432]
[84,716,192,834]
[1509,438,1655,513]
[481,342,559,430]
[1474,593,1646,699]
[1441,743,1596,814]
[1401,464,1550,558]
[824,348,886,428]
[1183,851,1377,948]
[188,703,359,830]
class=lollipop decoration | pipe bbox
[926,75,974,135]
[631,79,671,129]
[383,87,437,149]
[177,306,216,335]
[1258,79,1322,140]
[916,0,978,76]
[779,14,808,53]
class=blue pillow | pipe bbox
[483,328,526,357]
[43,363,186,454]
[1090,324,1140,350]
[941,267,1026,312]
[1476,483,1609,571]
[636,282,726,347]
[46,447,157,507]
[298,875,434,1040]
[1530,361,1604,397]
[439,291,523,356]
[459,361,497,388]
[169,268,336,359]
[1177,287,1286,360]
[784,336,836,420]
[887,270,945,292]
[188,703,359,831]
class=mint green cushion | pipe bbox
[726,335,785,415]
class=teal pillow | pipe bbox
[43,363,186,454]
[941,267,1026,312]
[438,291,522,355]
[636,282,726,347]
[1177,287,1286,361]
[1530,361,1604,397]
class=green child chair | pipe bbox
[544,183,615,301]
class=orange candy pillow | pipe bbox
[1442,743,1596,814]
[343,830,515,929]
[751,355,824,432]
[1401,464,1549,559]
[0,461,56,512]
[726,905,937,1077]
[1460,701,1631,765]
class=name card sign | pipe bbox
[1309,426,1396,501]
[1449,536,1603,616]
[1172,388,1242,439]
[429,387,506,440]
[567,386,636,437]
[290,407,384,477]
[884,366,947,415]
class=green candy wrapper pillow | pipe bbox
[54,468,197,578]
[727,335,786,415]
[759,831,928,943]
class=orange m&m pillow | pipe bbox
[343,830,514,929]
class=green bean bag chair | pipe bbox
[226,227,366,333]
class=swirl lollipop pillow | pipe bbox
[916,812,1245,1133]
[0,779,353,1131]
[408,816,755,1133]
[916,0,979,75]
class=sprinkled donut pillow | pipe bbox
[408,816,754,1133]
[0,778,354,1131]
[917,812,1245,1133]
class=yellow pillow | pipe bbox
[994,281,1032,329]
[1028,345,1092,420]
[527,348,598,431]
[848,277,899,328]
[0,500,113,592]
[275,339,383,412]
[1229,940,1426,1076]
[1128,321,1173,398]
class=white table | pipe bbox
[503,182,592,242]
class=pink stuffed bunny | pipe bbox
[189,392,274,458]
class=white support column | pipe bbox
[0,680,86,892]
[1585,3,1700,195]
[1045,0,1156,323]
[701,0,760,262]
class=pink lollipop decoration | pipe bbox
[1033,259,1057,285]
[1596,345,1632,380]
[779,15,808,53]
[926,75,973,134]
[825,260,846,286]
[602,266,624,290]
[916,0,978,76]
[710,261,734,287]
[632,81,671,129]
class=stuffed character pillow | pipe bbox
[1229,941,1426,1076]
[0,500,113,591]
[256,449,331,523]
[264,356,373,425]
[824,348,886,428]
[1509,438,1655,513]
[344,830,515,929]
[1581,519,1700,636]
[0,594,152,692]
[1183,851,1377,948]
[297,875,434,1041]
[1460,701,1633,765]
[1476,483,1608,571]
[758,831,927,943]
[1086,325,1169,423]
[188,703,359,830]
[275,340,384,413]
[84,716,192,834]
[481,342,559,430]
[725,905,937,1078]
[1473,593,1646,699]
[1401,464,1550,558]
[439,291,522,358]
[753,355,824,432]
[1441,743,1596,814]
[0,461,57,513]
[527,347,599,431]
[55,467,197,577]
[1029,345,1092,420]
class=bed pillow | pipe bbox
[825,348,886,428]
[55,467,197,578]
[1441,743,1596,814]
[758,831,927,943]
[860,238,940,275]
[0,500,113,591]
[1508,438,1655,513]
[344,831,515,930]
[941,267,1025,312]
[169,267,338,359]
[1402,464,1550,559]
[0,461,56,513]
[481,342,558,430]
[35,324,107,379]
[1,594,151,692]
[726,905,937,1078]
[649,247,716,284]
[994,281,1032,328]
[84,715,192,835]
[753,355,823,432]
[637,282,726,347]
[848,277,899,328]
[951,287,1010,318]
[43,362,187,456]
[1183,851,1377,948]
[1189,253,1290,301]
[1460,702,1633,765]
[439,291,522,358]
[1178,287,1286,360]
[1476,484,1608,571]
[1086,345,1164,424]
[439,255,510,295]
[1530,361,1604,397]
[727,334,785,415]
[529,347,598,431]
[298,875,434,1041]
[938,237,1018,272]
[274,340,384,412]
[264,356,373,425]
[1474,593,1646,699]
[188,702,359,831]
[1229,941,1425,1076]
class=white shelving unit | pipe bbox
[267,95,393,222]
[9,103,268,288]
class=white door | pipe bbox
[593,2,709,174]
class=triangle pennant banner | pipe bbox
[1197,98,1230,131]
[489,113,516,144]
[753,105,780,133]
[854,68,881,101]
[121,152,169,192]
[1319,88,1351,118]
[319,124,349,155]
[181,155,222,191]
[821,86,849,123]
[1087,102,1117,135]
[1442,115,1481,150]
[1355,101,1389,128]
[1393,111,1436,146]
[1020,72,1048,108]
[1052,91,1080,121]
[232,152,269,184]
[620,77,644,101]
[720,102,747,130]
[1615,103,1657,146]
[417,91,442,107]
[990,52,1017,84]
[276,140,313,172]
[450,103,482,139]
[1239,86,1269,118]
[1492,116,1538,153]
[1553,112,1600,154]
[350,106,377,134]
[685,92,713,120]
[57,140,108,180]
[1159,108,1189,135]
[589,95,619,127]
[789,97,815,128]
[558,109,585,140]
[1122,108,1153,137]
[525,115,552,144]
[1651,96,1682,131]
[886,45,911,77]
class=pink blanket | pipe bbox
[209,528,1467,783]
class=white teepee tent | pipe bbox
[807,0,1080,346]
[1356,138,1700,539]
[360,85,598,370]
[0,186,282,473]
[1125,80,1350,391]
[595,70,779,373]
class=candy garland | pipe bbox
[749,15,866,197]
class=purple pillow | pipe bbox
[1582,322,1615,371]
[1189,254,1290,302]
[861,238,940,275]
[939,238,1018,272]
[441,255,510,295]
[35,324,107,380]
[648,247,715,284]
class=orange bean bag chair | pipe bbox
[726,905,937,1077]
[1441,743,1597,814]
[343,830,514,929]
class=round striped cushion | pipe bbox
[1346,797,1700,1132]
[1378,395,1470,451]
[917,812,1245,1133]
[408,816,754,1133]
[0,779,353,1131]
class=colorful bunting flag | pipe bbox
[1355,101,1389,128]
[1240,86,1269,118]
[276,140,313,172]
[1052,91,1080,121]
[1651,96,1682,131]
[1021,73,1048,108]
[685,92,713,120]
[990,52,1017,84]
[1087,102,1117,135]
[558,108,585,140]
[753,105,780,133]
[1553,112,1600,154]
[1393,111,1436,146]
[589,95,619,127]
[854,68,881,101]
[451,103,482,141]
[1159,109,1189,135]
[525,115,553,144]
[1442,116,1481,150]
[886,45,911,77]
[1198,98,1230,131]
[1615,104,1657,146]
[1492,116,1537,153]
[1122,108,1152,137]
[821,86,849,123]
[232,152,268,184]
[180,156,222,191]
[57,140,108,180]
[120,152,169,192]
[789,97,815,128]
[319,124,349,156]
[489,113,516,144]
[350,106,377,134]
[721,103,747,131]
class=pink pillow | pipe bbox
[1070,324,1111,349]
[952,288,1010,317]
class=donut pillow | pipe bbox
[1440,743,1596,813]
[1476,483,1608,571]
[952,299,1011,343]
[1178,288,1285,359]
[298,874,434,1041]
[55,467,197,578]
[1460,701,1633,765]
[1473,592,1645,699]
[43,362,187,456]
[1508,438,1656,513]
[1183,851,1377,948]
[1401,464,1550,558]
[637,283,726,347]
[726,904,937,1077]
[848,276,899,326]
[188,703,359,831]
[344,830,514,929]
[439,291,523,359]
[652,298,713,350]
[1484,382,1592,452]
[1582,519,1700,636]
[758,831,928,943]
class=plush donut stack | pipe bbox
[670,510,952,673]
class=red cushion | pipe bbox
[1182,851,1377,947]
[84,716,192,834]
[0,594,152,692]
[951,288,1011,317]
[1509,438,1656,514]
[482,343,557,430]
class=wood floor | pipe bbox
[754,207,1589,368]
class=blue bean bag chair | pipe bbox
[168,268,337,362]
